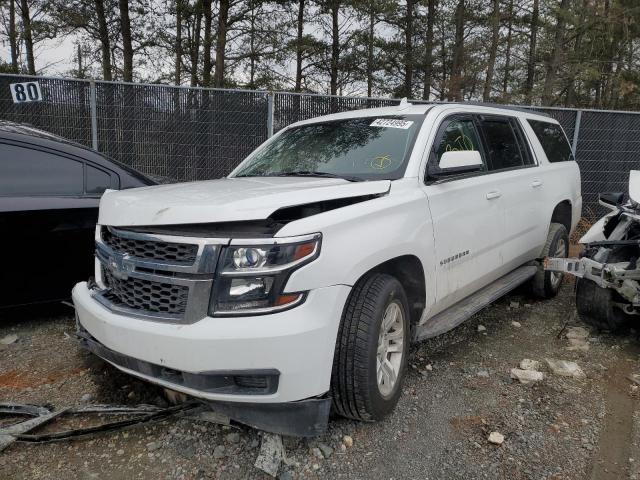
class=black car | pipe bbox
[0,121,155,308]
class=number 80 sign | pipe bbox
[10,81,43,103]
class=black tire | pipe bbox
[331,273,410,421]
[532,222,569,298]
[576,277,631,332]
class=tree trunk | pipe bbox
[565,0,587,107]
[9,0,19,72]
[295,0,305,92]
[482,0,499,102]
[19,0,35,74]
[190,0,203,87]
[448,0,464,101]
[422,0,436,100]
[175,0,183,85]
[202,0,213,86]
[502,0,513,94]
[439,24,446,101]
[214,0,230,88]
[367,5,374,97]
[95,0,112,80]
[330,1,339,96]
[119,0,133,81]
[403,0,415,97]
[541,0,569,105]
[524,0,539,104]
[248,1,256,88]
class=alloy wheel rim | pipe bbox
[550,238,567,288]
[376,301,405,398]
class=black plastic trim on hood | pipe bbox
[122,192,385,238]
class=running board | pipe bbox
[414,266,537,341]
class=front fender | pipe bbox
[277,180,435,308]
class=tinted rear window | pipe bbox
[528,120,574,163]
[478,118,526,171]
[0,143,84,195]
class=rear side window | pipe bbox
[478,117,529,171]
[528,120,574,163]
[0,143,83,196]
[86,165,112,194]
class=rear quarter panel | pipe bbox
[520,118,582,236]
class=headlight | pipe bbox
[209,233,321,316]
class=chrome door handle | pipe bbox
[531,179,543,188]
[486,190,502,200]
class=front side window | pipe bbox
[434,117,484,163]
[479,118,526,171]
[0,143,83,196]
[234,115,424,181]
[528,120,574,163]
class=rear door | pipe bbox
[475,115,547,269]
[422,114,506,312]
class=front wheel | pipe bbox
[331,273,410,421]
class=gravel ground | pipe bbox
[1,282,640,480]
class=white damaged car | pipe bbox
[547,171,640,331]
[73,102,581,435]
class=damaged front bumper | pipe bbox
[72,281,350,436]
[74,326,331,436]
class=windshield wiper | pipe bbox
[270,171,364,182]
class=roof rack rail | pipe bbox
[438,101,551,117]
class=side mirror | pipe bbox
[428,150,483,179]
[599,192,624,210]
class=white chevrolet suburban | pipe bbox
[72,102,581,436]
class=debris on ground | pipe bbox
[0,334,17,345]
[511,368,544,384]
[0,402,198,450]
[488,431,505,445]
[186,409,230,426]
[318,443,334,458]
[254,433,285,478]
[511,321,522,328]
[545,358,586,379]
[342,435,353,448]
[477,325,486,332]
[509,301,520,309]
[566,326,590,352]
[627,374,640,386]
[519,359,541,371]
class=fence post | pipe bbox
[89,79,98,151]
[571,110,582,157]
[267,91,274,138]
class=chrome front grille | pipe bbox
[102,266,189,315]
[102,228,198,265]
[93,226,228,324]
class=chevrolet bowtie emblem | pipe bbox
[108,252,134,280]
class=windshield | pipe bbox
[233,115,424,181]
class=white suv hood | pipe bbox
[98,176,391,227]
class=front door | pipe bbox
[422,114,506,313]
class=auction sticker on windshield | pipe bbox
[370,118,414,129]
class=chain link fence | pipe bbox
[1,73,640,218]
